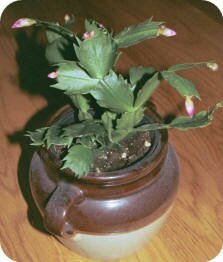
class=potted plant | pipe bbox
[12,16,222,260]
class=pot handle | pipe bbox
[43,181,85,236]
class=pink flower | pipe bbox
[48,71,58,79]
[83,31,95,40]
[207,62,218,71]
[11,18,36,29]
[185,96,194,118]
[158,25,176,37]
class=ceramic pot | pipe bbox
[29,106,179,261]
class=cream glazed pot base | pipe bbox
[57,207,172,261]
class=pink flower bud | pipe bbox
[158,25,176,37]
[11,18,36,29]
[83,31,95,40]
[185,96,194,118]
[99,23,104,28]
[64,14,70,22]
[48,71,58,79]
[207,62,218,71]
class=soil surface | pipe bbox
[50,131,151,174]
[92,132,151,172]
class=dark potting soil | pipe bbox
[92,131,151,172]
[50,131,151,174]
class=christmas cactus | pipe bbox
[12,16,222,177]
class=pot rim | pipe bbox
[41,105,168,186]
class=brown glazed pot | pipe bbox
[29,106,179,261]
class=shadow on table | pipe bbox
[8,28,70,235]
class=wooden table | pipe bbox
[0,0,223,261]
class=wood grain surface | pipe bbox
[0,0,223,261]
